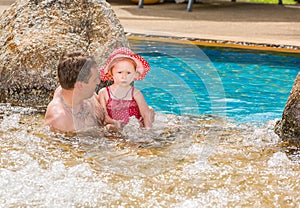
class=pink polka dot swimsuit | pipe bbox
[106,87,142,125]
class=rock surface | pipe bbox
[275,72,300,145]
[0,0,128,109]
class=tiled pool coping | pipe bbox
[127,33,300,54]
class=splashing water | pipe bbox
[0,104,300,207]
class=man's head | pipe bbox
[58,51,98,90]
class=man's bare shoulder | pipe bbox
[45,96,64,114]
[44,97,71,130]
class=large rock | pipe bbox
[275,72,300,145]
[0,0,128,109]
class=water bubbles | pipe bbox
[0,156,109,207]
[49,161,67,180]
[267,151,293,168]
[182,158,214,178]
[1,105,300,206]
[0,113,20,131]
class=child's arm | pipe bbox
[133,89,153,129]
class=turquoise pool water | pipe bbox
[130,39,300,124]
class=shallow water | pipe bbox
[1,40,300,206]
[1,103,300,207]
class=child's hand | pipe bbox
[113,120,124,129]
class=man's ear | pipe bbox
[74,81,84,90]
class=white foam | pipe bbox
[0,157,109,207]
[267,152,293,168]
[0,114,21,131]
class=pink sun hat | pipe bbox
[100,47,150,81]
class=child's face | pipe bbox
[111,60,137,85]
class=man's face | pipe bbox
[82,67,100,99]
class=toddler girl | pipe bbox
[98,47,154,129]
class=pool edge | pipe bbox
[126,33,300,54]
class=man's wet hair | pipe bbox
[58,51,97,89]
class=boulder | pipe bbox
[0,0,128,109]
[275,72,300,145]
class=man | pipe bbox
[44,51,105,132]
